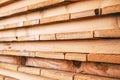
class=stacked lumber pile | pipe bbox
[0,0,120,80]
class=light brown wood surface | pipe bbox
[74,74,120,80]
[18,66,40,75]
[0,62,18,71]
[0,39,119,54]
[95,29,120,38]
[88,53,120,64]
[65,53,87,61]
[0,68,56,80]
[56,31,93,40]
[41,69,76,80]
[36,52,64,59]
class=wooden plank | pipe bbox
[18,35,39,41]
[94,29,120,38]
[40,34,56,40]
[0,37,17,41]
[88,53,120,64]
[65,53,87,61]
[56,31,93,40]
[71,9,98,19]
[67,0,101,14]
[0,15,118,38]
[0,68,56,80]
[18,66,40,75]
[101,0,120,15]
[26,57,75,72]
[1,50,35,57]
[4,22,24,29]
[0,62,18,71]
[36,52,64,59]
[28,0,67,10]
[4,77,18,80]
[40,14,69,24]
[41,69,76,80]
[0,39,120,54]
[23,19,40,26]
[74,74,119,80]
[0,55,21,64]
[78,62,120,78]
[0,0,15,7]
[0,0,48,17]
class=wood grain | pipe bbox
[41,69,76,80]
[36,51,64,59]
[88,53,120,64]
[18,66,40,75]
[65,53,87,61]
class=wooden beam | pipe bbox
[65,53,87,61]
[0,62,18,71]
[4,22,24,29]
[88,53,120,64]
[0,0,15,7]
[40,14,69,24]
[0,39,119,54]
[23,19,40,26]
[101,0,120,15]
[0,50,35,57]
[74,74,119,80]
[0,15,118,39]
[94,29,120,38]
[36,52,64,59]
[18,35,39,41]
[40,34,56,40]
[56,31,93,40]
[0,55,21,64]
[4,77,18,80]
[0,68,56,80]
[41,69,76,80]
[18,66,41,75]
[26,57,75,72]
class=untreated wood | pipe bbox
[41,69,76,80]
[4,22,24,29]
[0,39,120,54]
[0,0,15,7]
[101,0,120,15]
[26,57,75,72]
[40,34,56,40]
[94,29,120,38]
[0,62,18,71]
[40,14,69,24]
[0,68,56,80]
[18,66,40,75]
[18,35,39,41]
[23,19,40,26]
[36,52,64,59]
[88,53,120,64]
[0,55,21,64]
[56,31,93,40]
[74,74,119,80]
[0,50,35,57]
[4,77,18,80]
[65,53,87,61]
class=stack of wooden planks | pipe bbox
[0,0,120,80]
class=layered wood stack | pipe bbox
[0,0,120,80]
